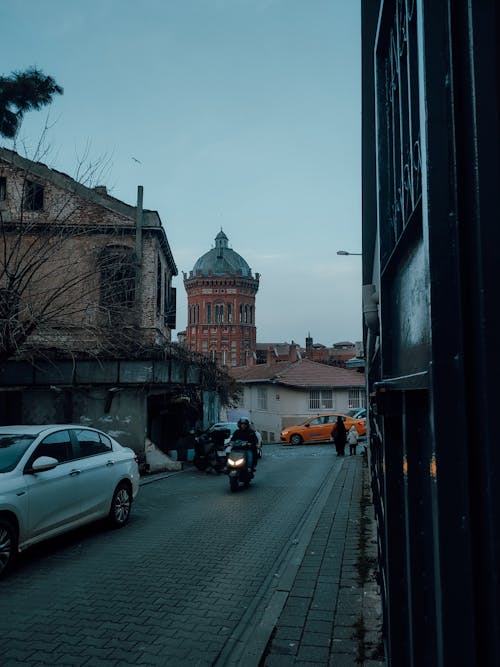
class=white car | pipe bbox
[0,424,140,577]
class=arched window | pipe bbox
[227,303,232,323]
[207,303,212,324]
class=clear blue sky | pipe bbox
[1,0,362,346]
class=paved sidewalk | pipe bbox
[261,454,385,666]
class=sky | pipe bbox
[1,0,362,347]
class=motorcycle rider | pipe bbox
[230,418,258,470]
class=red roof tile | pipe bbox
[229,358,364,388]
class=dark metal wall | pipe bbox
[362,1,500,665]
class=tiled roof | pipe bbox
[229,358,364,388]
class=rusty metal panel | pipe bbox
[153,360,170,383]
[383,238,430,378]
[186,364,200,384]
[170,360,185,383]
[34,361,74,385]
[0,362,34,385]
[76,360,119,384]
[119,361,153,383]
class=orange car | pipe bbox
[280,413,366,446]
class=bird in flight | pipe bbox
[131,157,142,163]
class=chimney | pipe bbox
[267,346,278,365]
[305,333,313,358]
[289,343,298,363]
[94,185,107,195]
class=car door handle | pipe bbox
[106,460,115,466]
[69,469,81,476]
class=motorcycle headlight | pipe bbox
[228,457,245,467]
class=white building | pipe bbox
[229,357,366,443]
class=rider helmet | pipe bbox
[238,418,250,427]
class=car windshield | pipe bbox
[211,423,237,432]
[0,434,36,473]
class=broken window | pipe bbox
[156,256,162,315]
[98,245,136,312]
[24,180,44,210]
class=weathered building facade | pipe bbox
[183,231,259,366]
[0,148,223,457]
[0,147,176,357]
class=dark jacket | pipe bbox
[332,419,347,444]
[231,427,258,446]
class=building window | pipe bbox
[227,303,232,323]
[309,390,333,410]
[156,257,162,315]
[215,303,224,323]
[207,303,212,324]
[257,387,268,410]
[165,279,176,329]
[98,245,136,311]
[249,305,253,323]
[239,304,243,322]
[0,177,6,200]
[348,388,362,409]
[24,180,44,210]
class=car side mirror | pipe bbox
[25,456,59,474]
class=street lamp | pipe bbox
[337,250,362,256]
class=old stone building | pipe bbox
[0,147,177,357]
[0,148,225,458]
[183,230,259,366]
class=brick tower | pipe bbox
[183,230,259,366]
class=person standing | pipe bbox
[332,416,347,456]
[347,425,359,455]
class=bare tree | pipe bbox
[0,144,150,361]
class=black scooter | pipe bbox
[193,429,228,474]
[225,440,255,492]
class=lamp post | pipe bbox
[337,250,362,256]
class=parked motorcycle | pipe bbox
[225,440,255,492]
[193,428,228,474]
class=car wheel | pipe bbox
[290,434,303,446]
[0,518,17,577]
[109,482,132,528]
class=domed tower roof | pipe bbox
[192,230,251,277]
